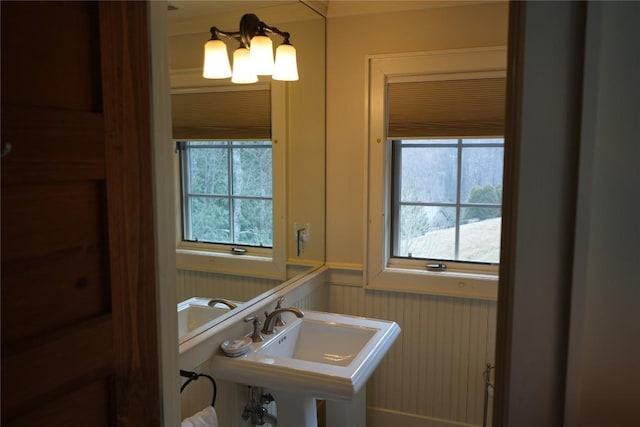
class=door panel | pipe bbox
[0,106,105,184]
[2,316,114,417]
[0,1,101,111]
[1,182,109,346]
[7,379,113,427]
[1,1,160,424]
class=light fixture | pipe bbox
[273,42,299,81]
[231,47,258,84]
[203,13,298,83]
[203,37,232,79]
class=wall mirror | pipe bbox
[167,0,326,344]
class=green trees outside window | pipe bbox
[179,141,273,247]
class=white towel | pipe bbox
[181,406,218,427]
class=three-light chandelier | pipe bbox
[203,13,299,84]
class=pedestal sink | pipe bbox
[212,310,401,427]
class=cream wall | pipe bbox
[325,3,508,426]
[326,1,509,267]
[283,17,326,264]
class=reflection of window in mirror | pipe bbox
[171,86,287,280]
[178,140,273,248]
[367,47,506,298]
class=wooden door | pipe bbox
[1,1,161,424]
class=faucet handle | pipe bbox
[244,316,264,342]
[275,296,285,309]
[274,297,286,327]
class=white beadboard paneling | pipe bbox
[407,294,421,413]
[330,279,366,316]
[330,283,497,426]
[177,269,280,303]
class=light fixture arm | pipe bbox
[208,26,242,45]
[209,14,293,48]
[261,25,291,44]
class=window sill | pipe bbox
[366,266,498,301]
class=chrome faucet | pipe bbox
[261,307,304,335]
[208,298,238,309]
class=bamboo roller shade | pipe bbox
[387,77,505,138]
[172,89,271,140]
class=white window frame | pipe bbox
[366,47,506,300]
[174,83,287,281]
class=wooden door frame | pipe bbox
[100,2,163,423]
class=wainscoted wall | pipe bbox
[328,271,497,427]
[177,269,280,304]
[179,267,496,427]
[176,264,311,304]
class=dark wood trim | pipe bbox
[98,1,161,424]
[493,1,526,425]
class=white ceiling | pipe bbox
[325,1,501,18]
[167,1,300,22]
[166,0,499,22]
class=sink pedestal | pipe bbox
[271,388,366,427]
[326,387,366,427]
[271,391,318,427]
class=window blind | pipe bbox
[171,88,271,140]
[387,77,505,138]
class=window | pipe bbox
[179,140,273,248]
[367,48,506,298]
[391,138,504,264]
[171,85,287,280]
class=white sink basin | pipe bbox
[178,297,236,343]
[260,318,377,366]
[212,310,400,400]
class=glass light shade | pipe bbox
[202,39,232,79]
[272,44,299,81]
[249,35,274,75]
[231,47,258,84]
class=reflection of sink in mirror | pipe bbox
[260,318,377,367]
[176,265,314,335]
[177,297,239,342]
